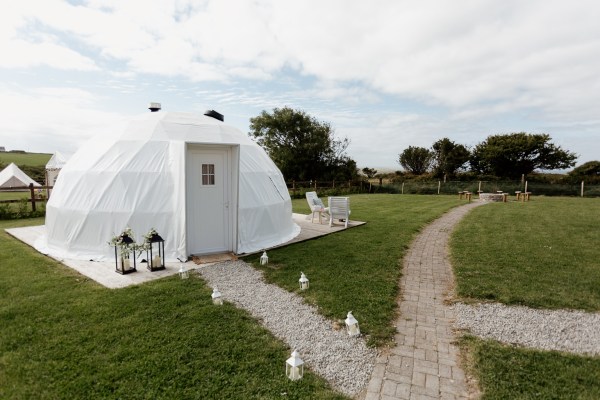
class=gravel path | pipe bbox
[453,302,600,356]
[197,260,377,397]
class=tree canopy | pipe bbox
[398,146,433,175]
[431,138,470,178]
[568,161,600,183]
[470,133,577,178]
[361,167,377,179]
[570,161,600,177]
[249,107,357,181]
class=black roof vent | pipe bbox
[204,109,224,121]
[148,102,161,112]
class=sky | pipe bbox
[1,0,599,170]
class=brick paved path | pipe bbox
[365,202,483,400]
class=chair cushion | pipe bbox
[313,198,324,208]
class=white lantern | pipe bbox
[179,265,189,279]
[211,287,223,305]
[299,272,309,290]
[260,251,269,265]
[345,311,360,337]
[285,350,304,381]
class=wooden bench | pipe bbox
[465,192,472,202]
[458,191,465,199]
[521,192,532,202]
[515,191,522,200]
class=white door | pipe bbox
[187,148,231,254]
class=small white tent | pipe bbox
[45,151,69,198]
[45,151,68,185]
[39,110,300,261]
[0,162,41,189]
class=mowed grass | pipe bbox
[451,197,600,311]
[0,219,346,400]
[452,197,600,399]
[247,194,460,347]
[460,336,600,400]
[0,192,30,200]
[0,152,52,166]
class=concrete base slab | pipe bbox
[5,213,365,289]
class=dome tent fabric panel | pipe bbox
[39,111,299,261]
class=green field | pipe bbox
[249,194,460,346]
[460,336,600,399]
[0,217,346,400]
[0,152,52,167]
[451,197,600,311]
[0,192,30,201]
[451,197,600,398]
[2,195,599,398]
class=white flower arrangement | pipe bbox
[108,227,137,256]
[143,227,160,243]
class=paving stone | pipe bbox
[363,203,481,399]
[368,377,384,393]
[412,371,426,387]
[383,380,398,396]
[364,392,380,400]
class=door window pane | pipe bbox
[202,164,215,185]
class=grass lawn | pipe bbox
[7,195,597,398]
[0,152,52,166]
[452,197,600,398]
[0,192,30,201]
[0,218,346,399]
[451,197,600,311]
[460,336,600,400]
[246,194,460,347]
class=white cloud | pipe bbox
[0,85,127,154]
[2,0,600,167]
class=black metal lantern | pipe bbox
[146,232,165,271]
[114,233,137,275]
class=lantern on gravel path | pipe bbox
[211,287,223,305]
[299,272,309,290]
[345,311,360,337]
[285,350,304,381]
[260,251,269,265]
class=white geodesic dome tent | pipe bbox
[38,110,300,261]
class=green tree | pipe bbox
[249,107,356,181]
[568,161,600,183]
[431,138,470,178]
[470,133,577,178]
[361,167,377,179]
[398,146,433,175]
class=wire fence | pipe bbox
[287,179,600,198]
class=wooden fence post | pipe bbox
[401,182,404,194]
[29,183,36,212]
[581,181,584,197]
[438,181,441,195]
